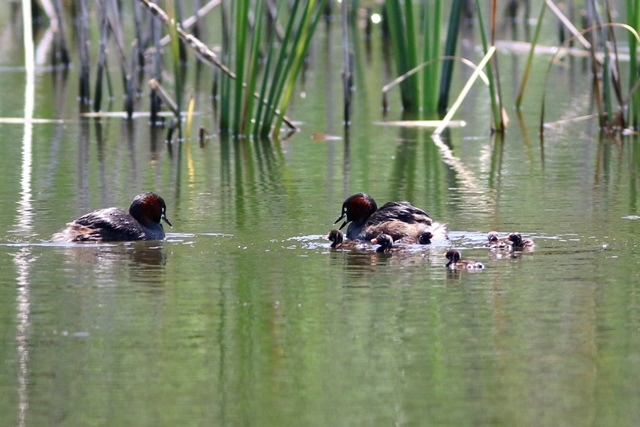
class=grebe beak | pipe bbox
[334,207,348,229]
[162,214,173,227]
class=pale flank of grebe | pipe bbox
[52,192,171,243]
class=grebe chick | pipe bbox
[507,232,535,250]
[486,231,509,249]
[418,231,434,245]
[371,233,395,253]
[327,229,345,249]
[326,229,362,250]
[445,249,484,270]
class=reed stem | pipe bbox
[516,2,547,108]
[138,0,298,134]
[473,0,502,131]
[76,0,91,106]
[628,0,640,127]
[438,0,463,114]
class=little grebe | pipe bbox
[506,232,535,250]
[327,229,346,249]
[445,249,484,270]
[486,231,509,249]
[52,192,172,242]
[334,193,446,243]
[371,233,395,253]
[326,229,363,250]
[418,231,434,245]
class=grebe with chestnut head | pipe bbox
[52,192,172,243]
[333,193,447,243]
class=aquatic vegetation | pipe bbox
[12,0,640,139]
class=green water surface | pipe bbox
[1,3,640,426]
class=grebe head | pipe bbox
[334,193,378,230]
[487,231,500,243]
[419,231,434,245]
[371,233,393,253]
[445,249,461,267]
[507,232,522,245]
[129,192,172,227]
[327,229,345,248]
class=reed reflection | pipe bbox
[629,135,640,212]
[219,134,287,230]
[387,122,449,217]
[488,132,505,191]
[77,118,90,209]
[92,119,108,206]
[389,120,419,202]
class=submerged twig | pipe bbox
[149,78,179,117]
